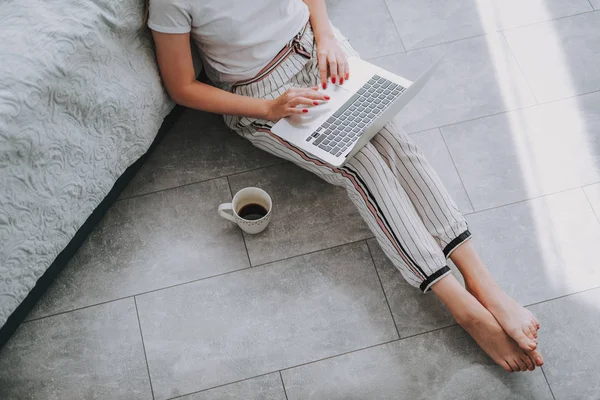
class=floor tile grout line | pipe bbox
[20,266,248,324]
[500,31,540,105]
[366,240,402,340]
[541,366,557,400]
[497,9,598,34]
[524,284,600,309]
[462,183,600,217]
[366,32,478,63]
[24,296,138,324]
[381,0,408,53]
[405,104,534,136]
[581,181,600,190]
[168,329,454,399]
[582,187,600,224]
[165,372,276,400]
[117,160,288,203]
[407,87,600,138]
[165,312,521,400]
[23,239,376,325]
[279,338,402,373]
[437,128,476,212]
[279,280,600,350]
[173,337,402,398]
[350,282,600,342]
[400,322,459,340]
[250,237,374,269]
[279,371,290,400]
[133,297,156,400]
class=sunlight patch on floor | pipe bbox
[474,0,596,293]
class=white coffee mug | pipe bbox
[218,187,273,234]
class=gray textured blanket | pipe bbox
[0,0,173,327]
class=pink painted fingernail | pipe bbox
[302,109,308,113]
[331,77,336,84]
[313,101,319,105]
[324,95,330,100]
[346,73,349,79]
[322,82,327,89]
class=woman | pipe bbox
[146,0,543,372]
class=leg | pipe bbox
[451,241,544,365]
[370,121,471,256]
[345,145,536,372]
[371,121,543,361]
[344,143,452,291]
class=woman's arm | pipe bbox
[303,0,349,88]
[152,31,327,120]
[152,31,269,117]
[303,0,334,43]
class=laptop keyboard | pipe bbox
[307,75,405,157]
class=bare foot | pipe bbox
[456,297,536,372]
[432,274,538,371]
[466,280,543,365]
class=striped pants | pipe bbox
[224,23,471,292]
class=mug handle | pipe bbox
[218,203,237,223]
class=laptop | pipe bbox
[271,56,441,167]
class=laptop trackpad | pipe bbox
[282,83,353,129]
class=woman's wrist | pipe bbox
[219,94,273,121]
[257,98,274,120]
[314,29,335,46]
[243,97,273,120]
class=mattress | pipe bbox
[0,0,174,327]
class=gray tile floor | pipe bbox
[1,2,600,399]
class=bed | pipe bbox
[0,0,177,345]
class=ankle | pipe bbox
[440,286,486,327]
[431,274,491,325]
[464,274,499,297]
[452,296,485,327]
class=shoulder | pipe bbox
[149,0,193,16]
[149,0,189,10]
[148,0,192,33]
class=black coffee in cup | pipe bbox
[238,203,268,220]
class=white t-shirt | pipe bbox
[148,0,310,85]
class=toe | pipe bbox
[522,355,535,371]
[510,355,525,372]
[524,326,537,341]
[513,330,537,351]
[516,357,527,372]
[502,361,513,373]
[527,349,544,366]
[528,310,541,329]
[529,325,538,340]
[507,359,519,373]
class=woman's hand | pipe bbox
[264,86,330,121]
[316,35,349,89]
